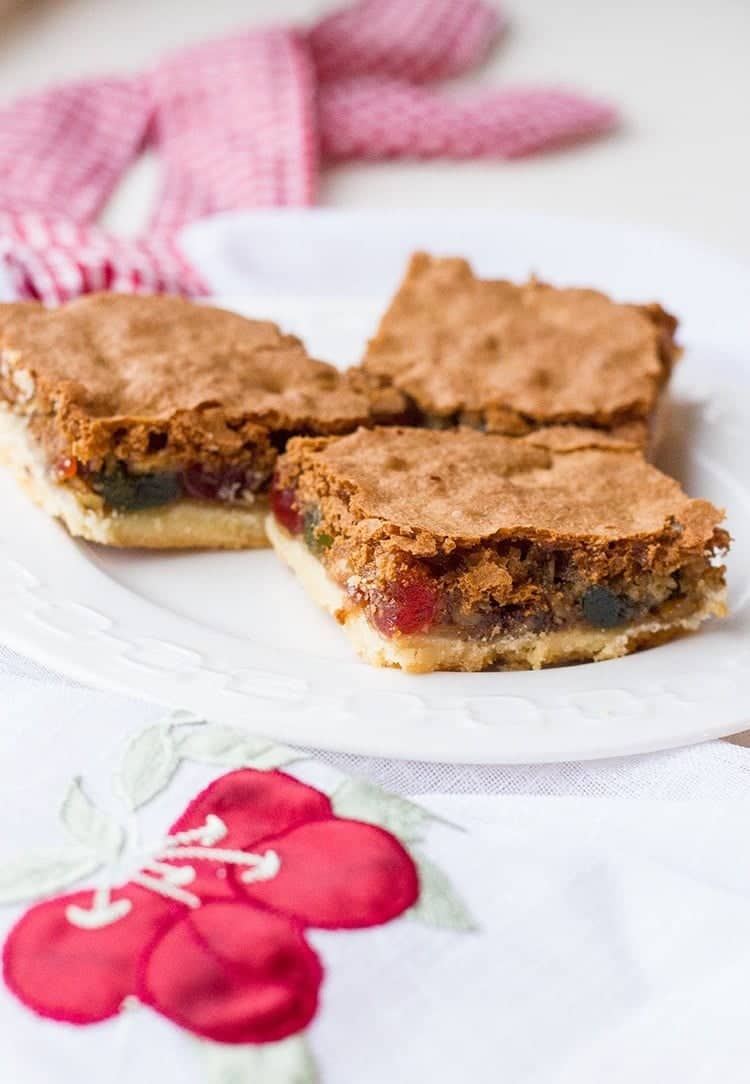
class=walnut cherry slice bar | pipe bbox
[360,252,679,448]
[0,294,404,549]
[267,426,729,673]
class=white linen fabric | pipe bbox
[1,663,750,1084]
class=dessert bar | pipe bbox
[0,295,404,549]
[361,252,679,448]
[268,426,728,672]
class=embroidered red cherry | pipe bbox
[165,769,332,900]
[2,885,177,1024]
[373,579,438,637]
[137,901,322,1044]
[270,482,304,535]
[234,818,419,929]
[2,769,421,1046]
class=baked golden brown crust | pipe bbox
[277,426,722,550]
[360,252,679,438]
[0,293,407,471]
[270,426,728,669]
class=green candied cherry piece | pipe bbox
[581,585,632,628]
[92,462,182,512]
[303,507,333,553]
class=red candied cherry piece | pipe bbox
[3,885,177,1025]
[137,901,322,1044]
[270,483,303,534]
[52,456,78,482]
[165,769,333,900]
[373,579,438,637]
[182,465,225,501]
[234,818,419,929]
[183,464,266,502]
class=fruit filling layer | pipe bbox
[0,396,279,514]
[63,457,274,513]
[270,480,727,642]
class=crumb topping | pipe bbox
[278,426,723,549]
[0,295,406,470]
[361,252,679,433]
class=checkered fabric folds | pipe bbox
[0,0,616,304]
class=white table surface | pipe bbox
[0,0,747,259]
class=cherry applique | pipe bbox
[164,768,333,901]
[3,884,178,1025]
[2,769,419,1045]
[235,818,419,928]
[138,901,323,1044]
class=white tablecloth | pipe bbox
[3,650,750,1083]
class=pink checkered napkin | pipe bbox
[149,29,318,233]
[319,80,618,159]
[0,214,207,302]
[0,78,150,222]
[308,0,505,81]
[0,0,617,304]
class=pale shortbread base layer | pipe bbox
[0,407,269,550]
[267,516,728,673]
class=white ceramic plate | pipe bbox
[0,210,748,763]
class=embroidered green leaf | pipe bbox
[177,725,300,771]
[245,744,301,770]
[198,1034,319,1084]
[407,851,478,932]
[0,849,100,904]
[114,724,179,810]
[176,724,271,763]
[60,778,124,859]
[166,708,207,728]
[330,779,440,844]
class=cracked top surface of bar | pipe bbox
[0,294,405,466]
[278,426,724,552]
[361,252,678,435]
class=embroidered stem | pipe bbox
[64,814,280,927]
[159,845,278,873]
[92,882,111,912]
[165,814,226,848]
[142,860,196,886]
[131,872,201,909]
[238,849,281,883]
[66,897,133,929]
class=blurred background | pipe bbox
[0,0,748,255]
